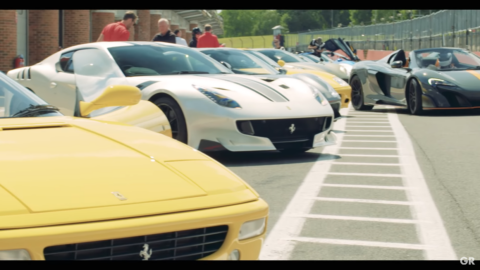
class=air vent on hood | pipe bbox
[260,78,277,82]
[0,123,70,131]
[278,84,289,89]
[136,81,158,90]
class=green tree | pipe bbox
[219,10,258,37]
[349,10,373,26]
[251,10,281,36]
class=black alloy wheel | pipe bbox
[153,96,188,144]
[350,75,373,111]
[407,79,424,115]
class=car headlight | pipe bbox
[327,84,340,97]
[192,85,241,109]
[0,249,31,260]
[428,78,456,87]
[333,76,349,86]
[309,86,329,106]
[239,218,266,240]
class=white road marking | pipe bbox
[326,172,404,177]
[342,130,394,132]
[321,183,413,190]
[345,125,392,128]
[332,162,402,166]
[345,121,391,123]
[259,107,350,260]
[344,135,396,137]
[339,154,402,157]
[312,197,421,206]
[286,237,434,250]
[290,214,430,224]
[387,107,456,259]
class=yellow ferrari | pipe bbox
[221,48,351,109]
[0,72,268,260]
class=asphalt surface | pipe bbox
[206,105,480,260]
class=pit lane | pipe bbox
[206,105,480,260]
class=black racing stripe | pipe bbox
[136,81,159,90]
[218,76,289,102]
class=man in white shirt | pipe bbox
[174,29,188,46]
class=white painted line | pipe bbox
[326,172,404,177]
[332,162,402,166]
[346,121,390,123]
[344,135,396,137]
[387,107,457,259]
[321,183,413,190]
[339,154,401,157]
[342,140,397,143]
[290,214,429,224]
[339,147,398,150]
[286,237,432,250]
[312,197,421,206]
[343,130,394,132]
[259,106,351,260]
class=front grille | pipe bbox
[437,87,472,107]
[43,225,228,260]
[237,117,331,149]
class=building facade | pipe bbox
[0,10,223,73]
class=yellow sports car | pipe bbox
[0,72,268,260]
[209,48,351,109]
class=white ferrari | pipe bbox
[8,42,337,153]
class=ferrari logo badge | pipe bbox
[289,124,296,134]
[111,192,127,201]
[139,244,153,260]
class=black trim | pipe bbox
[198,140,228,152]
[136,81,159,90]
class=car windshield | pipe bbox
[107,44,233,76]
[302,54,325,63]
[0,72,63,118]
[200,49,280,75]
[414,48,480,71]
[245,50,283,68]
[256,49,307,63]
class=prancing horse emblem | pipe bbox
[139,244,153,260]
[289,124,296,134]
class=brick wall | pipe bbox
[0,10,17,72]
[150,14,160,40]
[186,32,192,45]
[189,23,198,30]
[136,10,150,41]
[63,10,90,48]
[28,10,59,65]
[91,12,114,42]
[180,28,186,40]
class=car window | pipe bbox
[201,49,278,75]
[414,48,480,70]
[107,44,233,76]
[257,50,302,63]
[59,51,75,73]
[246,50,282,68]
[0,72,62,118]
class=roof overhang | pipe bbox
[173,10,223,36]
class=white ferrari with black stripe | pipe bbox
[9,41,337,153]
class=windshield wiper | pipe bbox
[163,71,209,75]
[11,104,60,118]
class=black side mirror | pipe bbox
[390,60,403,68]
[220,61,232,70]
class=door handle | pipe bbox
[50,82,57,88]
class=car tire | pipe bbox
[350,75,374,111]
[153,96,188,144]
[407,79,424,115]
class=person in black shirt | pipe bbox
[189,27,202,48]
[152,18,176,43]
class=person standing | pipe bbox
[197,24,220,48]
[97,11,137,42]
[152,18,176,43]
[189,27,202,48]
[308,37,325,57]
[173,29,188,46]
[274,39,285,50]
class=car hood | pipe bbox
[0,117,256,220]
[285,62,348,79]
[428,69,480,91]
[127,74,323,103]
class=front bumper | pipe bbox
[334,85,352,108]
[0,199,269,260]
[420,83,480,109]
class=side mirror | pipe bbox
[279,68,287,74]
[55,62,63,72]
[79,85,141,117]
[390,60,403,68]
[220,61,232,70]
[277,59,285,67]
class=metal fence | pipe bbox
[219,10,480,53]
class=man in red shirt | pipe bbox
[197,24,220,48]
[97,11,137,42]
